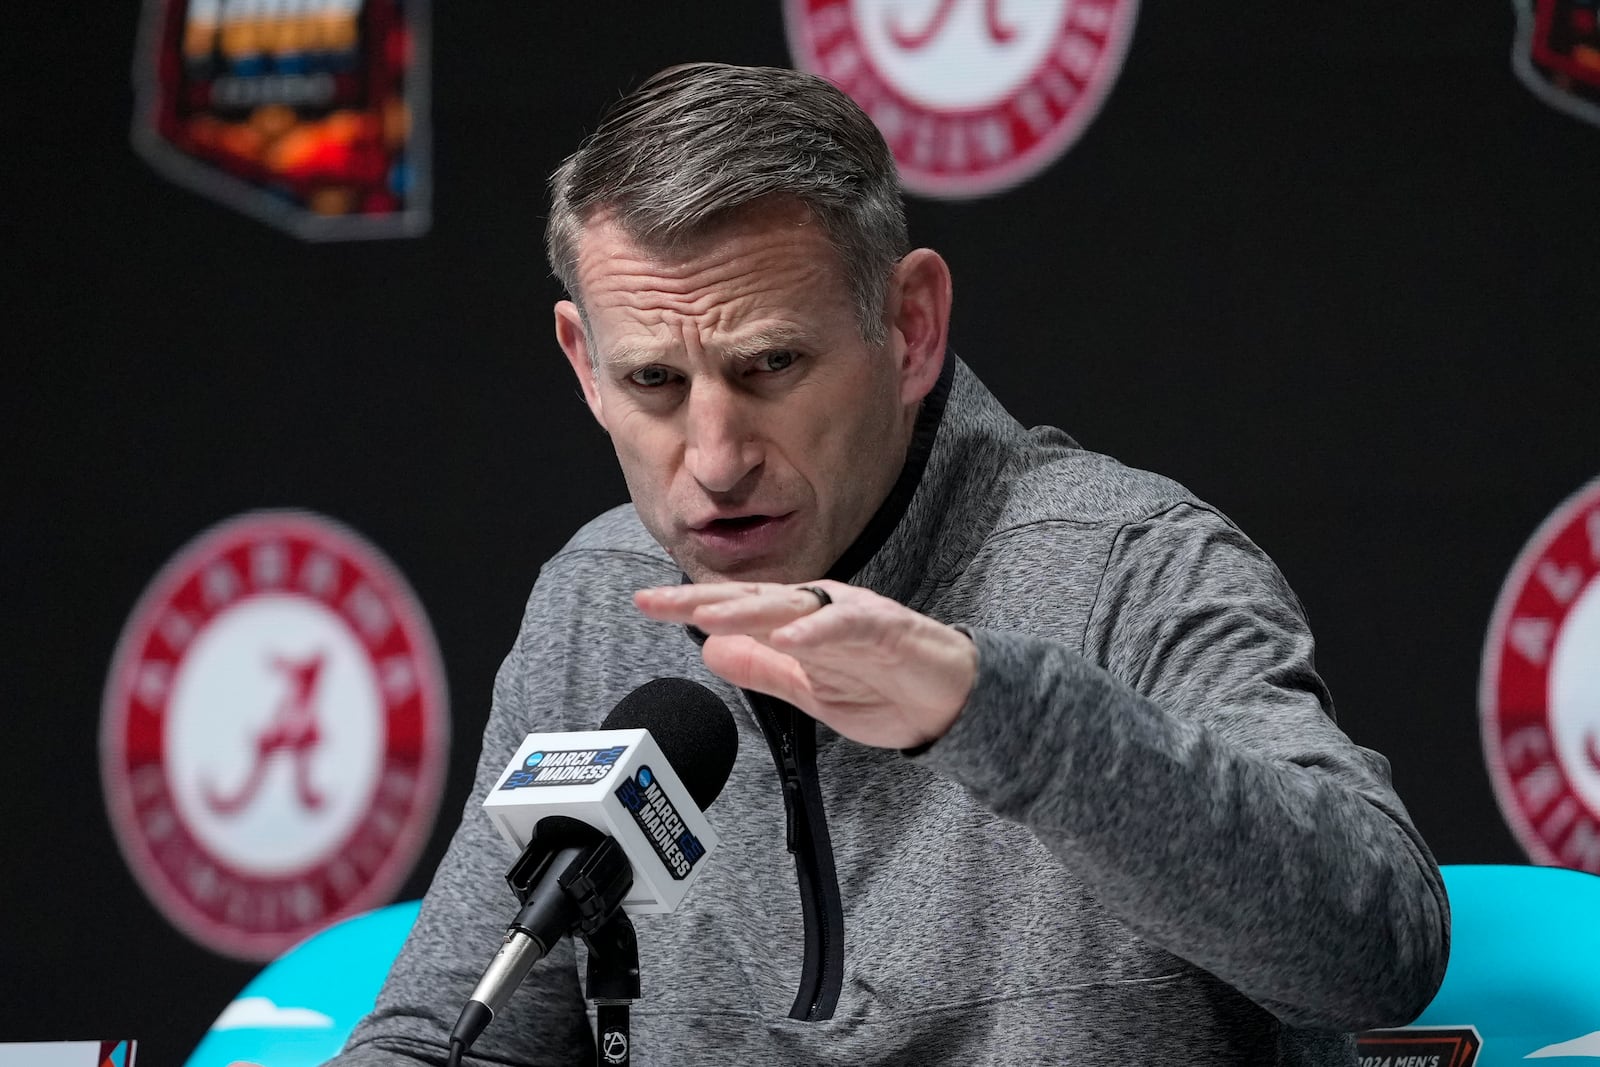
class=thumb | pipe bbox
[701,634,809,705]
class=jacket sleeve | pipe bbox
[327,572,596,1066]
[914,502,1449,1033]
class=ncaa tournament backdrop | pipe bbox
[5,2,1599,1063]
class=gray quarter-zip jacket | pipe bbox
[334,357,1448,1065]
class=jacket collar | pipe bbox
[836,354,1053,612]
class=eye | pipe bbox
[757,350,798,373]
[628,365,676,388]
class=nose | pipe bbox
[683,379,763,494]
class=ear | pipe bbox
[885,248,952,406]
[555,300,608,431]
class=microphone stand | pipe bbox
[502,819,642,1067]
[586,910,640,1067]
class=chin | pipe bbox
[683,559,814,586]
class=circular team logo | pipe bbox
[101,511,448,959]
[1482,477,1600,872]
[786,0,1139,199]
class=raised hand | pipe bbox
[634,581,977,750]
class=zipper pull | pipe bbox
[782,775,801,853]
[773,705,803,853]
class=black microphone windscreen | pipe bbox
[601,678,738,811]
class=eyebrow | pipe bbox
[599,323,814,371]
[599,343,666,375]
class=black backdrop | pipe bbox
[6,3,1599,1063]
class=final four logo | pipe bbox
[1513,0,1600,128]
[785,0,1140,198]
[1481,477,1600,873]
[132,0,432,238]
[100,511,448,959]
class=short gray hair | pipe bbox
[545,63,908,348]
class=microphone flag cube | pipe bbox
[482,729,720,914]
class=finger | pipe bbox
[691,586,831,635]
[769,590,880,650]
[700,634,811,706]
[636,582,832,630]
[634,582,766,621]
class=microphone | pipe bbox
[448,678,738,1064]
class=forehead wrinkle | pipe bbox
[584,267,745,339]
[578,220,835,310]
[598,318,816,372]
[575,209,853,370]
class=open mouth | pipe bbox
[704,515,774,531]
[689,513,794,557]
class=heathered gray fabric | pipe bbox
[331,358,1448,1066]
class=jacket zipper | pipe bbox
[748,692,843,1021]
[678,358,952,1021]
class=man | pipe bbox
[334,62,1448,1065]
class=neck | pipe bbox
[822,354,954,583]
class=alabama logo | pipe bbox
[785,0,1139,199]
[1513,0,1600,127]
[101,511,448,959]
[1481,476,1600,873]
